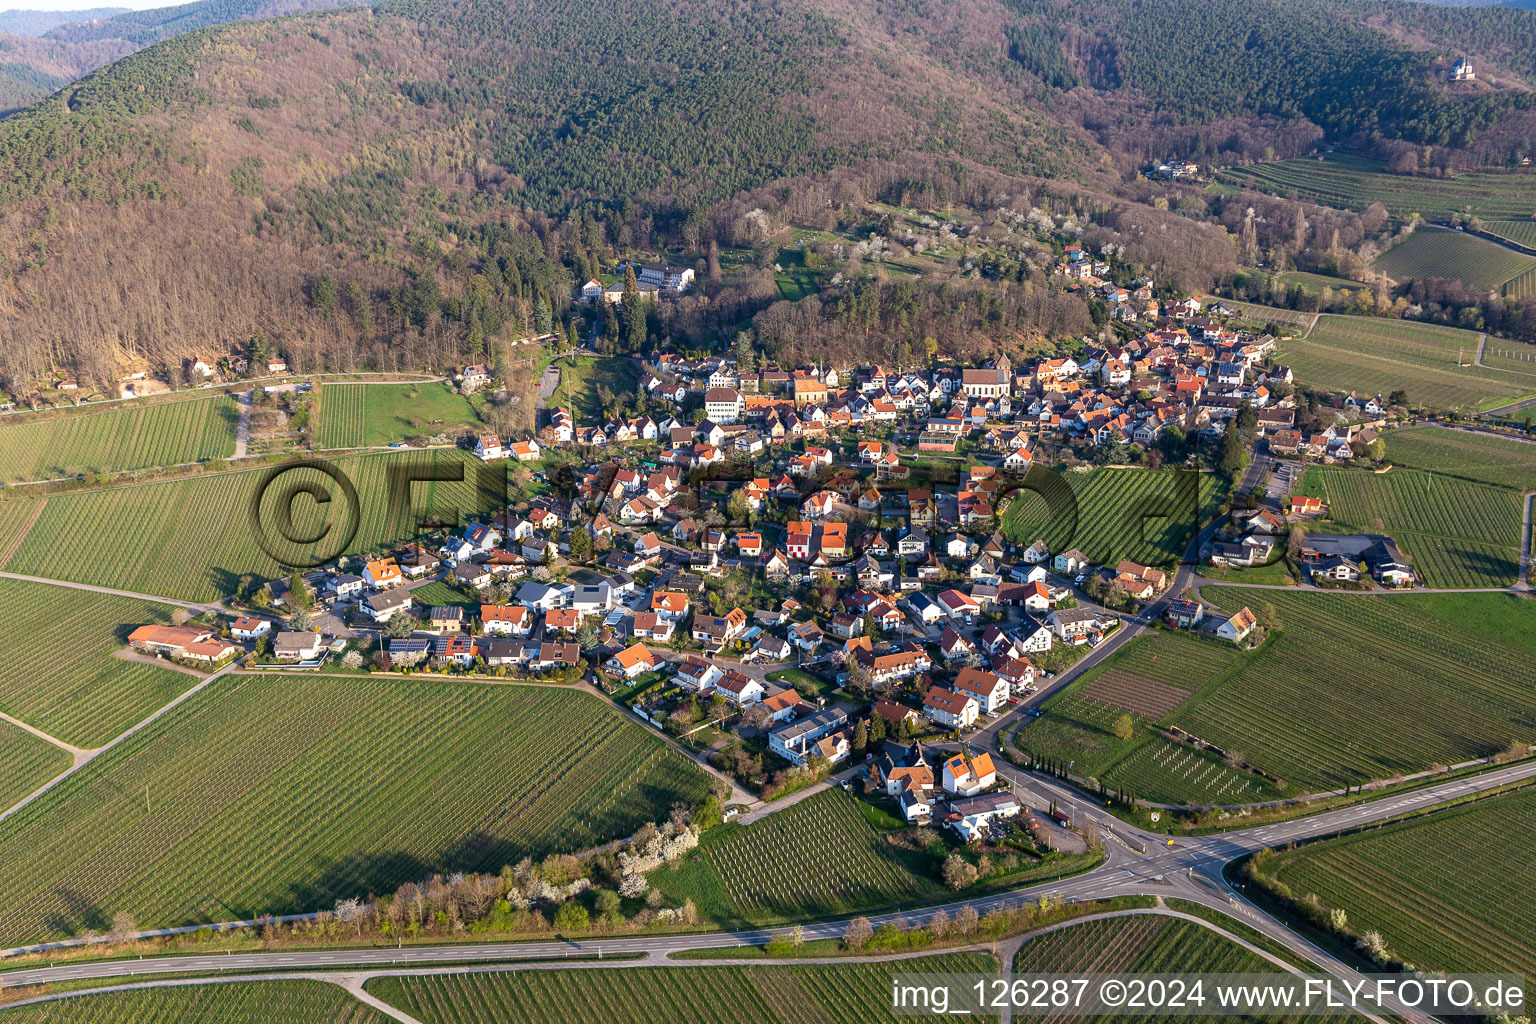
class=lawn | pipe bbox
[0,980,389,1023]
[1270,785,1536,975]
[1297,465,1525,587]
[773,247,822,301]
[1001,467,1225,569]
[1014,632,1286,806]
[366,952,999,1024]
[549,356,640,421]
[650,789,942,927]
[764,667,837,699]
[0,721,70,812]
[1280,314,1534,412]
[1013,915,1357,1023]
[1381,427,1536,489]
[0,674,710,947]
[408,580,483,612]
[0,579,202,748]
[1182,589,1536,793]
[1371,226,1536,292]
[1219,154,1536,221]
[0,393,238,484]
[316,381,484,449]
[2,449,505,603]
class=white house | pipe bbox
[952,668,1009,714]
[923,687,978,730]
[941,751,998,796]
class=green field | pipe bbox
[0,579,201,748]
[0,675,709,947]
[773,247,823,301]
[1001,468,1225,569]
[1013,915,1357,1023]
[1185,590,1536,792]
[1485,218,1536,251]
[316,381,483,449]
[549,356,641,421]
[1277,271,1366,296]
[1271,786,1536,975]
[1381,427,1536,489]
[651,790,941,926]
[1,449,502,603]
[0,980,388,1023]
[0,395,238,484]
[1223,300,1316,329]
[1480,338,1536,373]
[0,721,70,811]
[1015,632,1285,806]
[1503,266,1536,301]
[1370,227,1536,292]
[1281,314,1532,411]
[1220,154,1536,221]
[1297,465,1524,587]
[367,953,998,1024]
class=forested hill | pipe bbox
[42,0,369,46]
[0,9,127,37]
[1,0,1535,391]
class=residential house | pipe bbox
[942,751,998,796]
[952,668,1009,715]
[769,707,851,766]
[923,687,979,730]
[1216,607,1258,643]
[606,642,657,679]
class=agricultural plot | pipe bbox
[1298,466,1524,587]
[1370,227,1536,292]
[0,675,709,947]
[687,790,941,922]
[1485,219,1536,251]
[1480,337,1536,372]
[1219,154,1536,221]
[1280,314,1532,412]
[367,953,999,1024]
[1184,590,1536,793]
[316,381,483,449]
[0,394,238,484]
[1222,300,1316,328]
[1381,427,1536,489]
[1013,915,1356,1023]
[2,449,505,603]
[0,498,44,564]
[0,980,390,1023]
[1272,785,1536,975]
[0,721,70,812]
[1001,468,1224,570]
[0,579,199,748]
[1015,633,1280,806]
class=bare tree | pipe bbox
[843,916,873,952]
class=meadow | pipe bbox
[1271,785,1536,975]
[1183,590,1536,793]
[316,381,484,449]
[1001,467,1225,570]
[1297,466,1525,587]
[0,981,389,1023]
[367,953,999,1024]
[0,394,237,483]
[0,579,200,748]
[1380,427,1536,490]
[1280,315,1532,411]
[2,449,505,603]
[549,356,641,421]
[0,721,70,812]
[1013,915,1357,1023]
[1276,271,1365,297]
[0,675,710,947]
[1014,632,1284,806]
[1219,154,1536,221]
[1369,226,1536,292]
[651,790,942,926]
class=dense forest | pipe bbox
[2,0,1535,392]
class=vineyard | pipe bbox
[1369,227,1536,292]
[1500,265,1536,301]
[0,980,389,1023]
[1012,915,1357,1023]
[1480,337,1536,372]
[685,790,941,922]
[0,675,710,947]
[1485,219,1536,251]
[1001,468,1224,569]
[315,382,484,450]
[0,721,70,812]
[1015,633,1283,806]
[1382,427,1536,489]
[0,394,238,484]
[1218,154,1536,221]
[1,449,505,603]
[366,953,999,1024]
[1183,590,1536,793]
[1223,300,1316,328]
[1280,315,1531,412]
[1297,465,1524,587]
[1271,785,1536,975]
[0,579,198,748]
